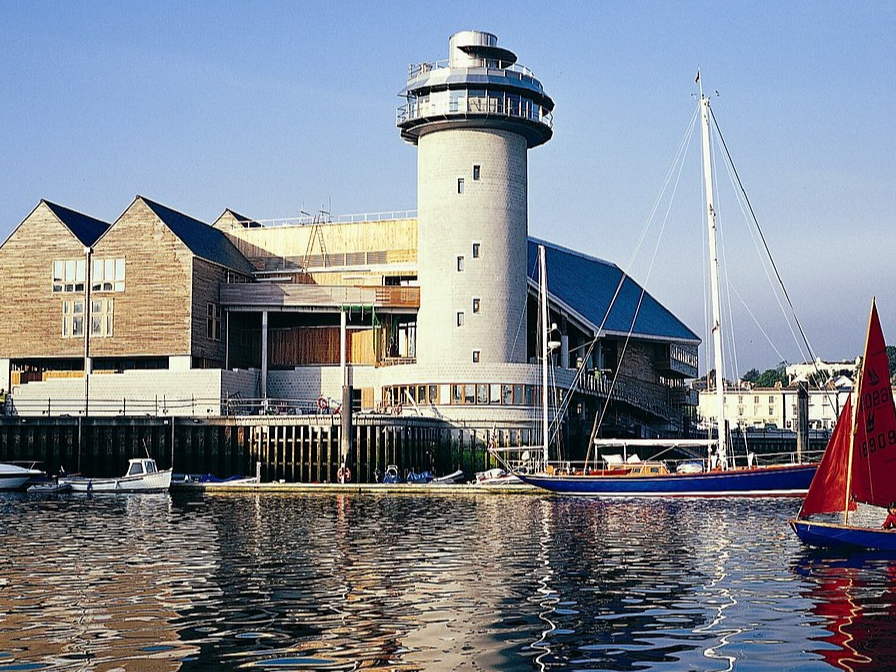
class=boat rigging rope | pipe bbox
[581,107,700,467]
[709,105,839,412]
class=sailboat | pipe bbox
[790,300,896,550]
[515,82,818,497]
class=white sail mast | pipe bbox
[699,78,729,469]
[539,244,550,469]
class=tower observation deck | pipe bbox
[399,31,553,367]
[397,30,554,147]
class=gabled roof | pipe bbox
[221,209,261,228]
[528,238,699,344]
[42,200,109,246]
[139,197,255,275]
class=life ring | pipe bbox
[337,464,351,483]
[317,396,328,410]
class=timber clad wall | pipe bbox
[0,203,95,359]
[192,258,236,365]
[90,198,192,357]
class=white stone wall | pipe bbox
[416,129,529,366]
[8,369,260,417]
[0,358,9,394]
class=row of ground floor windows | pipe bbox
[385,383,540,407]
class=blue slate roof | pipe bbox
[528,238,699,343]
[140,197,255,275]
[43,200,109,246]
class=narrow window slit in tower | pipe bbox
[473,165,481,181]
[457,178,465,194]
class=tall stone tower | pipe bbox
[398,30,554,365]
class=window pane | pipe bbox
[54,260,64,281]
[75,260,85,282]
[72,316,83,336]
[428,385,439,404]
[514,384,524,404]
[115,259,125,281]
[452,384,462,404]
[64,260,75,281]
[73,300,84,314]
[93,258,103,280]
[476,384,488,404]
[104,259,114,281]
[502,384,513,405]
[464,385,475,404]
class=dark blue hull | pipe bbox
[790,519,896,551]
[517,464,817,497]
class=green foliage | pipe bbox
[742,368,760,383]
[888,345,896,377]
[755,368,788,388]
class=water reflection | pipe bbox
[793,550,896,671]
[3,493,896,670]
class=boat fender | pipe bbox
[337,464,351,483]
[317,396,328,411]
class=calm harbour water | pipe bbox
[2,492,896,672]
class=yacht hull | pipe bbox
[518,463,817,497]
[790,519,896,551]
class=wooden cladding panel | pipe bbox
[221,218,418,262]
[269,327,376,366]
[0,203,95,358]
[86,199,192,357]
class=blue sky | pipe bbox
[2,1,894,375]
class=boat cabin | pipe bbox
[126,459,160,477]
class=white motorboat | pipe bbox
[60,458,172,493]
[0,462,45,491]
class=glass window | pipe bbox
[525,386,534,406]
[490,384,501,404]
[472,242,480,258]
[457,311,464,327]
[457,178,465,194]
[473,165,481,181]
[91,257,126,292]
[452,385,463,404]
[502,384,513,405]
[207,304,222,341]
[473,350,481,364]
[476,383,487,403]
[457,256,465,272]
[464,385,475,405]
[473,298,481,313]
[514,384,524,405]
[428,385,439,404]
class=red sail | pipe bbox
[800,395,853,517]
[850,301,896,508]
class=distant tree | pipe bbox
[888,345,896,377]
[755,368,788,388]
[742,368,760,383]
